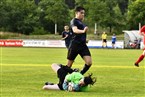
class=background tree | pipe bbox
[127,0,145,30]
[0,0,39,35]
[0,0,11,31]
[65,0,75,9]
[1,0,142,35]
[84,0,107,34]
[117,0,129,15]
[39,0,70,34]
[75,0,127,34]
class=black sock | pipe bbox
[80,64,91,75]
[63,65,74,73]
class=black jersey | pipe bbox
[70,18,86,44]
[62,31,72,42]
[62,31,72,48]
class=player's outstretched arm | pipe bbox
[72,26,88,34]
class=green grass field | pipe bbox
[0,47,145,97]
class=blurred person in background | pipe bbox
[101,32,107,48]
[112,33,116,48]
[62,25,72,49]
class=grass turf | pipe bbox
[0,47,145,97]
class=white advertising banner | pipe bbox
[23,40,65,47]
[23,40,47,47]
[87,40,124,49]
[23,40,124,48]
[47,40,65,47]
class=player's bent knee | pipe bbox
[42,85,48,90]
[51,63,57,66]
[51,63,59,68]
[86,62,92,66]
[51,63,61,73]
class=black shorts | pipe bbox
[57,68,68,90]
[103,39,107,43]
[67,43,91,60]
[65,41,70,49]
[112,41,115,44]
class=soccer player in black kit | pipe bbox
[62,25,72,49]
[66,6,92,75]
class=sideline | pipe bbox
[1,64,145,69]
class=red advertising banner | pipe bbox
[0,40,23,47]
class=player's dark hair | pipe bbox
[84,73,96,86]
[75,6,85,12]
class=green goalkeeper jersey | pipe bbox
[64,72,88,91]
[65,72,84,84]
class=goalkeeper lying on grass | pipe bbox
[42,63,96,92]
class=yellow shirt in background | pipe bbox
[102,34,107,39]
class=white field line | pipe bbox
[1,64,145,68]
